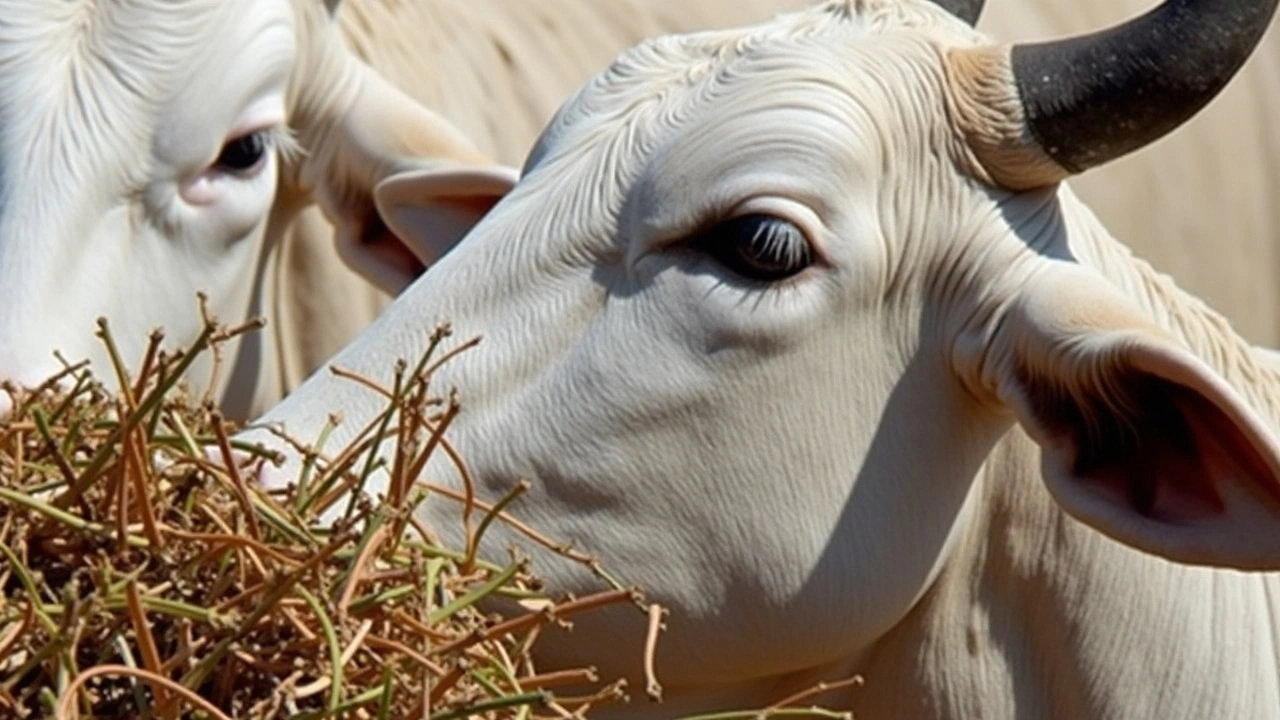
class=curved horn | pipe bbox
[1012,0,1278,175]
[933,0,985,25]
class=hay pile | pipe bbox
[0,312,856,719]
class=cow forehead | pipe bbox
[0,1,292,102]
[0,0,295,194]
[527,0,985,176]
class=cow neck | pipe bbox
[851,186,1280,717]
[882,422,1280,720]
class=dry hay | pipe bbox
[0,305,856,719]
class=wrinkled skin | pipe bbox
[248,1,1280,718]
[0,0,494,417]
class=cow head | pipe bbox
[0,0,515,416]
[251,0,1280,709]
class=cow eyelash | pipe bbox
[691,213,815,283]
[211,125,300,176]
[264,125,303,165]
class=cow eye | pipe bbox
[213,130,270,174]
[695,213,813,282]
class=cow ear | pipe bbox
[989,265,1280,569]
[371,164,518,269]
[287,16,507,295]
[309,70,505,294]
[327,162,515,296]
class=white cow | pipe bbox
[0,0,503,418]
[249,0,1280,717]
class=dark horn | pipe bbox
[933,0,985,25]
[1012,0,1278,174]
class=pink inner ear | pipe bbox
[1069,378,1222,523]
[361,211,427,277]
